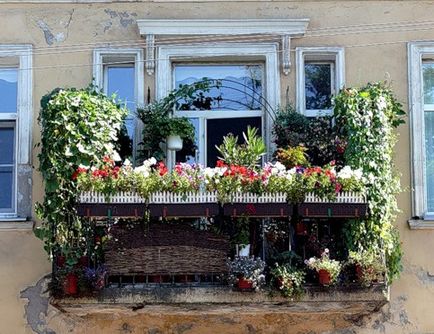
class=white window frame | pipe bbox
[93,48,145,162]
[0,45,32,219]
[407,42,434,228]
[296,47,345,117]
[157,43,280,167]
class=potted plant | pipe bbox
[270,264,305,298]
[227,256,266,291]
[347,249,385,286]
[166,117,195,151]
[84,265,107,291]
[305,249,341,286]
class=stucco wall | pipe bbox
[1,1,434,333]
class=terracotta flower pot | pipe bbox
[318,269,332,285]
[64,273,78,295]
[276,277,284,289]
[238,277,254,290]
[295,222,308,236]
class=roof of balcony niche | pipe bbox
[136,18,310,37]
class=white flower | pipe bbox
[78,164,89,170]
[112,151,121,162]
[377,96,387,111]
[123,159,132,167]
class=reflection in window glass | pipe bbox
[0,69,18,113]
[305,63,332,110]
[175,118,199,165]
[106,66,135,138]
[174,65,263,111]
[423,63,434,105]
[0,126,15,210]
[425,112,434,212]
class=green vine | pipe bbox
[34,86,127,265]
[334,82,405,282]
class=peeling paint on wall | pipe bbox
[35,9,74,45]
[20,275,54,334]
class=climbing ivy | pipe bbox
[35,86,127,265]
[334,82,405,282]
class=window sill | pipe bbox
[0,219,34,231]
[407,218,434,230]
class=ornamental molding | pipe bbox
[137,19,310,75]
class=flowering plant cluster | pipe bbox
[304,249,342,284]
[75,155,365,203]
[270,264,305,297]
[227,256,266,290]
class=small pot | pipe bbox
[238,244,250,257]
[318,269,332,286]
[167,135,183,151]
[238,277,253,290]
[275,276,284,289]
[64,273,78,295]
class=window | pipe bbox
[0,45,32,219]
[296,47,345,117]
[93,49,144,162]
[157,44,280,167]
[173,64,264,166]
[408,42,434,225]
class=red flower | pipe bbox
[335,182,342,193]
[103,156,114,166]
[158,162,168,176]
[216,160,227,168]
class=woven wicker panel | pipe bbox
[105,223,229,275]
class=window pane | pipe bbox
[174,65,263,111]
[107,66,135,112]
[0,167,13,210]
[0,127,14,165]
[0,68,18,113]
[423,63,434,105]
[206,117,262,167]
[305,63,332,110]
[175,118,199,165]
[425,111,434,212]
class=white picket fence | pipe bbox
[304,191,365,203]
[79,191,365,204]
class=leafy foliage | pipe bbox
[276,146,310,169]
[273,105,338,166]
[137,80,212,161]
[35,86,127,264]
[334,82,405,282]
[216,126,266,168]
[270,264,305,298]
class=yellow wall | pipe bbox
[1,1,434,333]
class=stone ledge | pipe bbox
[53,284,388,315]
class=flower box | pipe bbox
[148,191,219,218]
[223,192,292,217]
[298,192,367,218]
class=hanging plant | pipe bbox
[35,86,128,265]
[137,80,213,161]
[334,82,405,282]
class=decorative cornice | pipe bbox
[137,19,309,37]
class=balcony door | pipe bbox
[173,63,264,167]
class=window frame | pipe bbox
[157,43,280,167]
[296,47,345,117]
[407,42,434,226]
[93,48,145,163]
[0,45,32,220]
